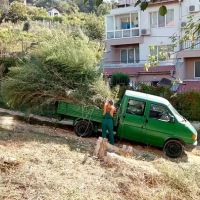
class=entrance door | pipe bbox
[120,99,146,142]
[145,103,176,147]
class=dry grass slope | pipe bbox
[0,125,200,200]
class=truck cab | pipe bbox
[116,90,198,158]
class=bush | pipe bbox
[53,15,63,23]
[1,30,110,109]
[110,72,130,87]
[170,89,200,121]
[138,83,173,100]
[0,57,18,75]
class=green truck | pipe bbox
[57,90,198,158]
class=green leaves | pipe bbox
[84,0,103,7]
[135,0,166,14]
[95,0,103,7]
[143,45,158,71]
[140,2,148,11]
[159,5,167,16]
[110,72,130,87]
[134,0,141,7]
[1,27,110,108]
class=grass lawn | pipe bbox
[0,117,200,200]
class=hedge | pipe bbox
[170,90,200,121]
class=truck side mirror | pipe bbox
[169,116,175,123]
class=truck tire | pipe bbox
[74,120,92,137]
[164,140,183,158]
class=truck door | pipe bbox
[144,103,176,147]
[118,99,146,142]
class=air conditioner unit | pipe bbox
[188,5,199,13]
[181,22,187,28]
[141,29,151,36]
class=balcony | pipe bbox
[103,62,143,69]
[107,29,140,39]
[117,0,136,8]
[181,40,200,50]
[106,13,140,40]
[178,40,200,58]
[111,0,182,10]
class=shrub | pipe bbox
[110,72,130,87]
[170,89,200,121]
[1,30,110,109]
[138,83,173,100]
[0,57,18,76]
[53,15,63,23]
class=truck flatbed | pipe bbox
[57,101,118,126]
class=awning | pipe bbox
[103,66,175,77]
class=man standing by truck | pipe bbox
[102,99,116,145]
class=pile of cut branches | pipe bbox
[1,29,110,109]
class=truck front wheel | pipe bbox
[74,120,92,137]
[164,140,184,158]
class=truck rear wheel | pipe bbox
[164,140,183,158]
[74,120,92,137]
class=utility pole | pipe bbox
[24,0,27,6]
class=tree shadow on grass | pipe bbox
[0,125,94,156]
[114,138,189,163]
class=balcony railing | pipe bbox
[103,61,142,68]
[117,0,136,7]
[107,28,140,39]
[182,40,200,50]
[111,0,182,9]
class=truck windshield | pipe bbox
[168,104,184,122]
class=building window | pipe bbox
[106,13,139,39]
[151,81,159,86]
[106,16,114,31]
[120,48,140,63]
[116,13,139,30]
[150,9,174,28]
[195,61,200,78]
[150,45,174,61]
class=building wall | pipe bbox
[105,44,140,64]
[104,0,200,83]
[106,0,200,63]
[47,8,61,17]
[183,58,200,79]
[176,64,185,81]
[177,50,200,80]
[139,2,180,61]
[129,74,174,85]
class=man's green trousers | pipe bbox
[102,118,114,145]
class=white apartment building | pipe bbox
[103,0,200,92]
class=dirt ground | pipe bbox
[0,112,200,200]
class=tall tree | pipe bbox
[0,0,9,18]
[1,28,110,108]
[7,1,28,22]
[35,0,59,8]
